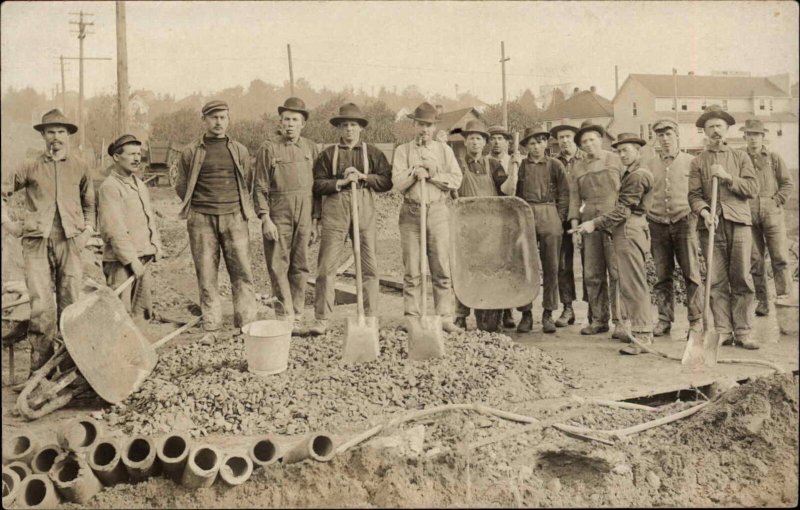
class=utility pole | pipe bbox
[287,44,295,96]
[70,10,95,148]
[116,1,129,137]
[500,41,510,129]
[672,68,679,122]
[59,55,67,113]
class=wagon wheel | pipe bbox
[168,164,179,188]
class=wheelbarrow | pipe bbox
[450,196,540,330]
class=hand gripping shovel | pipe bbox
[682,176,720,368]
[342,181,380,363]
[407,176,445,360]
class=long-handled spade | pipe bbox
[342,181,380,363]
[407,176,445,360]
[682,175,720,368]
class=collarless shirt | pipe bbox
[391,139,462,203]
[645,150,694,224]
[515,156,570,221]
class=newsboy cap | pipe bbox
[652,118,679,132]
[107,134,142,157]
[201,100,229,116]
[278,97,309,120]
[34,109,78,134]
[695,104,735,128]
[739,118,769,134]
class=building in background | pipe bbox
[540,86,615,151]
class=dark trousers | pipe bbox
[751,197,791,301]
[582,229,618,324]
[612,215,653,333]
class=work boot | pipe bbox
[653,321,671,337]
[542,310,556,334]
[291,319,309,337]
[199,331,218,346]
[554,304,575,327]
[442,320,463,334]
[612,323,632,341]
[719,333,735,346]
[454,316,467,330]
[308,319,328,336]
[581,322,609,335]
[502,310,516,329]
[517,312,533,333]
[755,301,769,317]
[620,333,652,355]
[737,333,759,350]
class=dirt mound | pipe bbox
[100,326,582,438]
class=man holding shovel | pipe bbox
[310,103,393,336]
[1,109,95,379]
[98,135,162,320]
[688,105,759,349]
[392,102,463,334]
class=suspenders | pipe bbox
[332,142,370,178]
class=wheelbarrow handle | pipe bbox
[2,295,30,310]
[152,315,203,350]
[113,259,154,297]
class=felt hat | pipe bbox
[549,124,578,138]
[33,109,78,134]
[460,119,490,141]
[329,102,368,127]
[695,104,735,128]
[520,124,550,146]
[652,118,679,132]
[406,102,439,123]
[611,132,646,149]
[487,125,512,140]
[107,134,142,157]
[574,120,607,145]
[278,97,309,120]
[739,118,768,134]
[201,100,229,116]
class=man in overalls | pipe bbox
[391,102,463,333]
[502,124,569,333]
[452,120,508,331]
[310,103,393,335]
[568,121,622,338]
[572,133,655,355]
[254,97,320,332]
[740,119,794,317]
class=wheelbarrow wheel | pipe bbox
[475,309,503,333]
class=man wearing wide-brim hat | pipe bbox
[644,118,704,339]
[573,133,655,355]
[501,124,569,334]
[309,102,393,335]
[391,102,464,333]
[254,97,320,333]
[740,118,794,318]
[98,135,162,320]
[0,109,96,379]
[688,105,759,349]
[567,120,623,338]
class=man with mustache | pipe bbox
[1,109,95,379]
[97,135,162,319]
[688,105,759,349]
[174,100,258,345]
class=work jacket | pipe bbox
[594,160,654,231]
[688,144,758,227]
[746,145,793,207]
[568,149,622,224]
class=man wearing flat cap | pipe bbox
[453,120,509,331]
[644,118,704,338]
[0,109,95,377]
[568,121,622,339]
[573,133,655,355]
[740,119,794,317]
[392,102,463,333]
[174,100,258,345]
[98,135,162,319]
[502,124,569,333]
[688,105,759,349]
[551,124,586,328]
[310,103,393,335]
[254,97,320,332]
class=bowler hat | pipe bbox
[652,118,679,132]
[330,102,368,127]
[739,118,768,134]
[487,125,512,140]
[107,134,142,157]
[611,133,646,149]
[33,109,78,134]
[520,124,551,146]
[460,119,490,141]
[201,100,229,116]
[549,124,578,138]
[278,97,309,120]
[574,120,607,145]
[406,102,439,124]
[695,104,735,128]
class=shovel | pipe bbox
[407,176,445,360]
[682,175,720,368]
[342,181,380,363]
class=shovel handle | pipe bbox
[2,296,29,310]
[350,181,366,319]
[113,259,153,297]
[702,176,719,327]
[152,315,203,350]
[419,177,428,315]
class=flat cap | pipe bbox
[107,134,142,156]
[652,118,678,132]
[201,100,229,116]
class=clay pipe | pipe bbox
[6,461,32,482]
[122,436,160,483]
[17,474,61,508]
[156,433,191,482]
[281,433,335,464]
[57,417,103,453]
[87,438,129,486]
[249,435,281,468]
[31,444,65,474]
[219,452,253,486]
[2,467,21,508]
[181,444,222,489]
[3,432,38,465]
[48,451,103,504]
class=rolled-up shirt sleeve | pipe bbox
[391,144,416,193]
[429,144,463,191]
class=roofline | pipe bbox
[652,95,792,100]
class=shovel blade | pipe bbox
[681,329,706,368]
[406,315,444,361]
[703,330,721,367]
[343,316,380,363]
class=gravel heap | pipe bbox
[101,325,581,437]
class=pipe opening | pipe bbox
[312,435,334,458]
[3,473,15,496]
[8,464,29,481]
[93,443,118,467]
[253,440,277,463]
[225,457,249,477]
[55,457,80,483]
[127,438,151,463]
[11,435,31,455]
[193,448,218,471]
[24,478,47,506]
[162,436,187,459]
[33,448,59,473]
[75,421,98,447]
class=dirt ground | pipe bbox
[2,185,799,508]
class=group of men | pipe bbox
[1,97,793,383]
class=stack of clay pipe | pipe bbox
[2,422,336,506]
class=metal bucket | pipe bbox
[775,297,799,336]
[242,320,292,376]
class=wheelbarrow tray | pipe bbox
[450,196,540,310]
[59,286,157,404]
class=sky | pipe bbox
[2,1,798,103]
